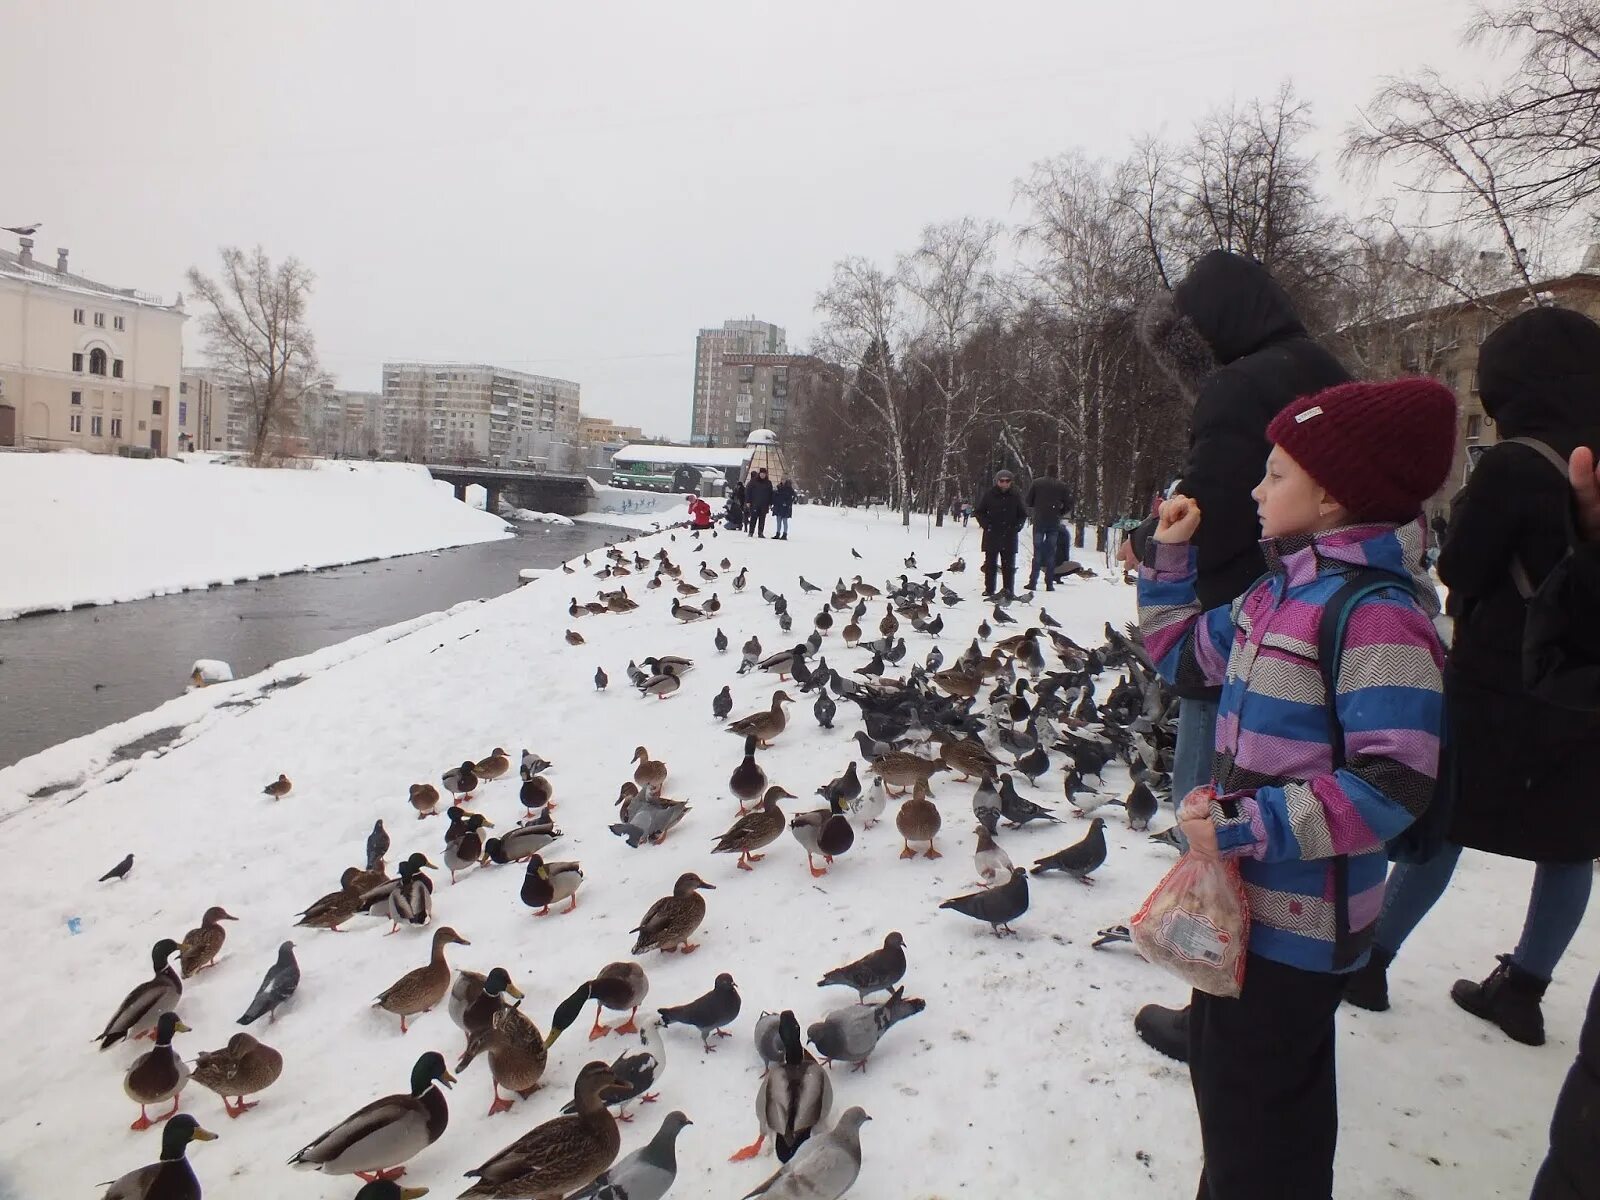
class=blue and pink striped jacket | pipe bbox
[1138,520,1447,974]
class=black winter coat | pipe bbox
[746,476,774,510]
[1531,966,1600,1199]
[1441,307,1600,863]
[771,482,795,518]
[974,485,1027,551]
[1140,251,1351,614]
[1025,477,1074,524]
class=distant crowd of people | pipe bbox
[683,466,797,540]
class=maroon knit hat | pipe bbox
[1266,378,1458,523]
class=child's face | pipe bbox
[1252,447,1348,539]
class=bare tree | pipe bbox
[898,218,1001,525]
[186,246,327,466]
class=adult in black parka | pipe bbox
[1346,306,1600,1049]
[745,467,774,537]
[973,469,1028,599]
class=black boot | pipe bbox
[1001,566,1018,604]
[1135,1003,1190,1063]
[983,567,998,599]
[1451,954,1549,1046]
[1342,945,1394,1012]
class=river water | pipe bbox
[0,522,629,770]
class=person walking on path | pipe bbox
[745,467,774,537]
[1130,248,1352,1061]
[1139,377,1455,1200]
[1024,464,1075,592]
[974,469,1028,600]
[771,477,796,540]
[1342,307,1600,1048]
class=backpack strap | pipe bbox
[1318,567,1415,970]
[1502,438,1576,600]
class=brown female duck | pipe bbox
[870,752,948,795]
[630,873,716,955]
[459,1061,626,1198]
[726,691,794,748]
[712,786,792,870]
[896,780,943,859]
[374,927,471,1033]
[295,867,366,933]
[178,906,238,977]
[631,746,668,791]
[191,1031,283,1119]
[459,1001,548,1117]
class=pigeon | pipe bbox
[772,594,789,616]
[1030,817,1108,883]
[905,554,917,569]
[855,653,885,678]
[992,604,1016,625]
[978,619,992,639]
[1013,743,1049,783]
[997,773,1061,827]
[366,820,390,871]
[98,853,134,882]
[851,548,862,558]
[851,730,893,762]
[520,749,552,780]
[848,777,888,829]
[813,689,836,729]
[595,666,609,691]
[659,973,741,1051]
[564,1015,668,1118]
[740,636,763,674]
[800,576,821,593]
[760,585,777,604]
[925,645,944,673]
[816,932,906,1002]
[237,940,300,1025]
[1126,780,1159,831]
[2,223,41,236]
[739,1107,872,1200]
[715,627,729,653]
[973,825,1014,885]
[806,989,924,1070]
[814,607,833,635]
[778,611,794,634]
[626,660,649,688]
[939,866,1030,936]
[1149,826,1185,851]
[573,1109,693,1200]
[1092,924,1133,949]
[924,612,944,636]
[817,761,861,809]
[713,685,735,721]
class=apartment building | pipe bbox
[690,318,785,444]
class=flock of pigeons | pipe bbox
[83,517,1179,1200]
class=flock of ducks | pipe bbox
[84,519,1178,1200]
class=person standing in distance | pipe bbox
[771,476,796,540]
[746,467,774,537]
[1129,249,1352,1061]
[1024,464,1075,592]
[974,469,1027,601]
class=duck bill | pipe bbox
[505,981,526,1001]
[191,1127,218,1141]
[399,1189,430,1199]
[439,1068,457,1089]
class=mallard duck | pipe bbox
[520,774,554,814]
[409,782,442,819]
[459,1000,548,1117]
[569,1015,667,1121]
[177,906,238,977]
[870,752,948,795]
[712,786,792,870]
[349,861,389,897]
[459,1061,626,1198]
[97,939,182,1050]
[565,629,586,646]
[476,748,512,780]
[366,854,437,934]
[124,1011,191,1130]
[546,962,651,1045]
[482,820,561,865]
[841,621,862,646]
[521,854,584,916]
[674,579,700,596]
[443,761,479,800]
[262,773,292,799]
[789,796,855,878]
[459,967,526,1043]
[640,672,680,701]
[730,1009,832,1163]
[631,873,715,955]
[896,782,943,859]
[642,654,694,677]
[191,1031,283,1119]
[632,746,668,791]
[289,1051,454,1181]
[100,1113,215,1199]
[729,735,767,812]
[443,807,494,884]
[296,868,365,933]
[877,605,898,638]
[938,735,1001,783]
[757,645,806,681]
[726,691,794,748]
[670,598,703,622]
[932,668,983,699]
[374,927,471,1034]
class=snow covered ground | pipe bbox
[0,453,511,619]
[0,505,1590,1199]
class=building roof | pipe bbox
[0,244,178,310]
[612,443,752,466]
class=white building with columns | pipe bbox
[0,235,186,455]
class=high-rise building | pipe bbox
[691,318,785,444]
[380,363,581,466]
[702,352,833,450]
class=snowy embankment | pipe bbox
[0,505,1589,1199]
[0,453,512,619]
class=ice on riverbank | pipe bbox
[0,454,512,619]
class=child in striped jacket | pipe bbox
[1137,377,1456,1200]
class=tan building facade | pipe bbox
[578,415,645,447]
[381,362,581,466]
[691,318,785,444]
[0,236,185,455]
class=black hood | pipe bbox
[1479,306,1600,445]
[1171,250,1306,365]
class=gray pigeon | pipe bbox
[813,689,836,729]
[739,1107,871,1200]
[800,576,821,593]
[366,820,390,871]
[595,666,609,691]
[1031,817,1108,883]
[778,611,793,634]
[806,989,924,1070]
[740,636,763,675]
[1149,826,1185,851]
[998,773,1061,827]
[816,932,906,1002]
[520,749,552,780]
[574,1109,693,1200]
[98,853,134,882]
[972,775,1001,835]
[754,1010,785,1067]
[851,731,892,763]
[713,685,735,721]
[925,645,944,673]
[1126,780,1159,831]
[715,627,729,653]
[237,940,299,1024]
[940,866,1030,936]
[659,973,741,1051]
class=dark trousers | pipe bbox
[1190,955,1345,1200]
[981,537,1017,595]
[746,506,768,536]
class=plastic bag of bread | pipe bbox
[1130,850,1250,998]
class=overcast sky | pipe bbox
[1,0,1487,436]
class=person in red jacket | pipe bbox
[685,493,712,530]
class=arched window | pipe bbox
[88,348,108,376]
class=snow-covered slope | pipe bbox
[0,454,511,619]
[2,506,1588,1199]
